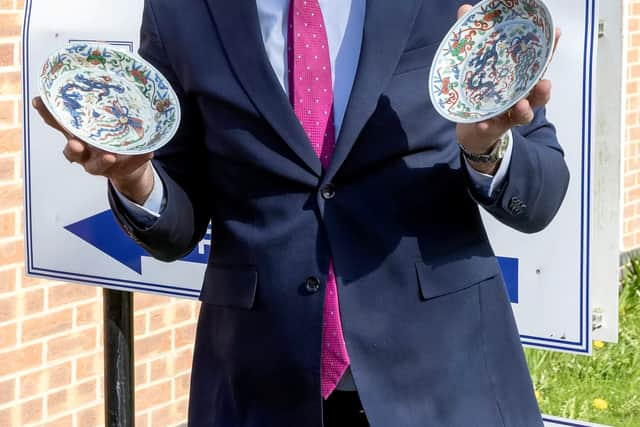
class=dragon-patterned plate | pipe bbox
[429,0,555,124]
[39,44,180,155]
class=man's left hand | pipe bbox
[454,4,561,175]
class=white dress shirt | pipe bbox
[115,0,513,389]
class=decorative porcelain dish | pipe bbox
[38,44,180,155]
[429,0,555,123]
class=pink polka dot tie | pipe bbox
[287,0,350,399]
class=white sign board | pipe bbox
[481,0,600,354]
[23,0,614,356]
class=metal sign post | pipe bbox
[103,289,135,427]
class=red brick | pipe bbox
[624,203,638,221]
[0,13,21,38]
[19,362,72,398]
[22,308,73,342]
[47,328,97,362]
[76,352,102,380]
[149,307,171,332]
[151,402,185,427]
[134,312,147,336]
[0,343,42,376]
[0,210,16,237]
[0,398,43,426]
[0,321,17,348]
[0,156,15,181]
[0,0,14,10]
[135,331,171,361]
[20,287,44,316]
[0,128,21,152]
[46,379,97,416]
[0,183,22,210]
[150,357,172,382]
[135,361,147,386]
[0,294,16,322]
[76,301,100,327]
[15,207,22,235]
[174,323,196,348]
[76,404,105,427]
[175,348,193,374]
[0,378,14,405]
[0,407,15,427]
[0,100,15,127]
[630,186,640,202]
[46,414,73,427]
[16,98,22,129]
[0,266,16,292]
[136,380,172,411]
[0,71,20,96]
[625,174,637,189]
[136,412,149,427]
[0,42,14,67]
[21,397,43,425]
[0,238,23,265]
[48,283,98,307]
[175,373,191,399]
[135,293,171,310]
[174,301,194,323]
[21,273,46,288]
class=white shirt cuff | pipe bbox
[464,130,513,199]
[113,166,164,226]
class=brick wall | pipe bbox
[625,0,640,251]
[0,1,199,426]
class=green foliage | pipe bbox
[525,260,640,426]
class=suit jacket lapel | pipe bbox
[204,0,322,176]
[325,0,421,181]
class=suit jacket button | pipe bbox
[508,197,526,216]
[321,184,336,200]
[305,277,321,293]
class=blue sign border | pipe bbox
[21,0,595,349]
[542,416,604,427]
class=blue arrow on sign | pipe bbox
[65,210,210,274]
[497,256,519,304]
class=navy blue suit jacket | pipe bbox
[110,0,570,425]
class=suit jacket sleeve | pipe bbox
[108,0,210,262]
[466,107,570,234]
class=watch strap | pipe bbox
[459,133,510,163]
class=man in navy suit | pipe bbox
[35,0,568,425]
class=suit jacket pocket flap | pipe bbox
[200,265,258,309]
[416,258,500,301]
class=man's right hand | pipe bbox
[32,96,156,205]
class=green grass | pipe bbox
[525,259,640,426]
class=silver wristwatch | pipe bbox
[458,133,510,163]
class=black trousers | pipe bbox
[323,390,370,427]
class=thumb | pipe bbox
[457,4,473,20]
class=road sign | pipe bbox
[22,0,615,356]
